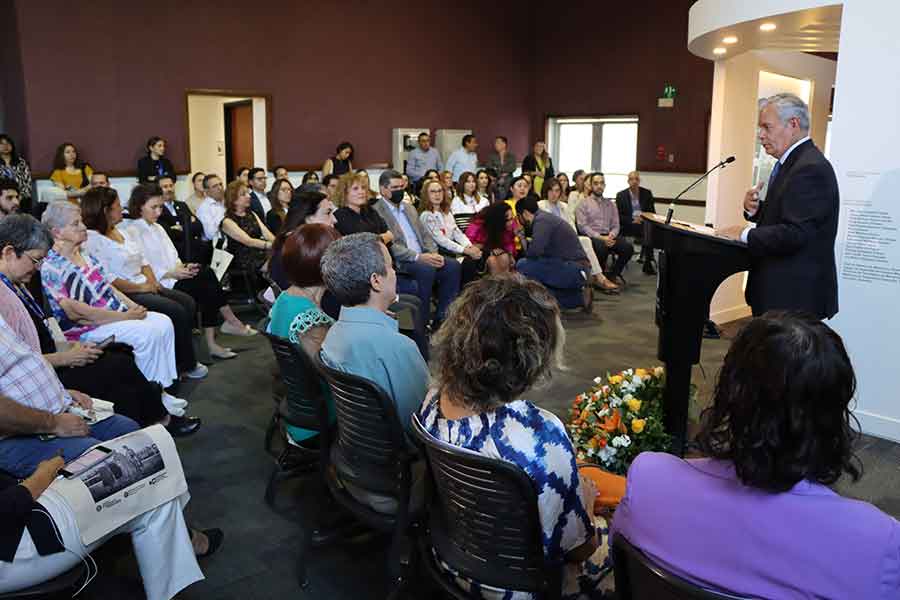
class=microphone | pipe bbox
[665,156,736,224]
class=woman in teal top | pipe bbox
[267,223,341,443]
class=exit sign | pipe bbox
[663,85,677,99]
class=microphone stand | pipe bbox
[665,157,735,224]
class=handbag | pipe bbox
[210,237,233,281]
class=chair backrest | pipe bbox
[612,535,755,600]
[263,331,328,433]
[410,413,558,596]
[316,356,414,496]
[453,213,474,233]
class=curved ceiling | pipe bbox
[688,1,842,61]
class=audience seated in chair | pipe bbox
[418,274,621,598]
[539,178,618,293]
[465,185,526,277]
[449,171,489,216]
[196,174,226,243]
[0,214,199,436]
[265,177,294,235]
[247,167,272,223]
[373,170,461,329]
[270,188,337,292]
[81,186,208,381]
[576,173,634,285]
[0,178,21,219]
[125,183,255,347]
[611,311,900,599]
[515,195,593,311]
[418,179,482,286]
[614,171,656,275]
[40,201,183,392]
[157,174,210,265]
[319,232,429,513]
[267,223,341,445]
[220,180,275,293]
[0,432,212,600]
[183,171,207,215]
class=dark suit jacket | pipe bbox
[136,156,175,183]
[744,139,839,319]
[615,187,655,227]
[526,209,588,266]
[249,191,267,223]
[158,200,207,263]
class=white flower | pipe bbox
[597,407,610,418]
[623,393,634,402]
[597,445,617,463]
[611,435,632,448]
[609,396,623,408]
[624,369,634,376]
[632,375,643,387]
[593,376,603,385]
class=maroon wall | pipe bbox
[0,0,28,153]
[8,0,713,177]
[11,0,533,176]
[530,0,713,174]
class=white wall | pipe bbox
[828,0,900,442]
[704,50,836,324]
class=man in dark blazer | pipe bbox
[720,93,839,319]
[157,175,210,264]
[372,170,461,328]
[615,171,656,274]
[247,167,271,223]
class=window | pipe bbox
[548,117,638,195]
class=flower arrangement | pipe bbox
[567,367,673,475]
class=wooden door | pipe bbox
[224,100,254,182]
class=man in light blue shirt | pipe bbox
[444,134,479,182]
[320,232,429,435]
[405,132,443,183]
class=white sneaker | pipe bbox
[183,363,209,379]
[162,392,187,417]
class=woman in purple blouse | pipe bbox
[611,311,900,599]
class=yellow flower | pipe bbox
[653,366,665,377]
[634,368,650,378]
[625,398,642,413]
[631,418,646,434]
[608,375,624,385]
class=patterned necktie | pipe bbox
[767,161,781,191]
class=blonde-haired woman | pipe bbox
[332,172,394,245]
[419,179,482,286]
[522,140,554,195]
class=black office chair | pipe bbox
[0,563,88,599]
[261,331,329,507]
[314,357,420,595]
[410,413,563,600]
[612,535,755,600]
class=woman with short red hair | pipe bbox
[267,223,341,444]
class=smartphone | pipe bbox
[60,446,113,478]
[95,335,115,349]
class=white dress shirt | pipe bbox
[197,198,226,241]
[252,190,272,215]
[126,218,181,288]
[84,228,148,284]
[741,136,811,243]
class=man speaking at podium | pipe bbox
[720,93,839,319]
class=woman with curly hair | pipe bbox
[418,274,620,599]
[611,311,900,599]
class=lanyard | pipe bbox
[0,272,45,320]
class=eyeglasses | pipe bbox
[23,253,44,267]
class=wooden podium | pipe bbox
[642,213,750,455]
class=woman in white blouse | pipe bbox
[126,183,257,357]
[450,171,489,215]
[81,187,210,378]
[419,179,482,286]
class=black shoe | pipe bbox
[643,261,657,275]
[167,415,202,437]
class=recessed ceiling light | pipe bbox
[713,47,727,55]
[760,23,777,32]
[723,36,739,44]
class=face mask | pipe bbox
[389,189,405,204]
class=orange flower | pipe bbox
[598,437,608,448]
[635,368,650,378]
[600,410,621,432]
